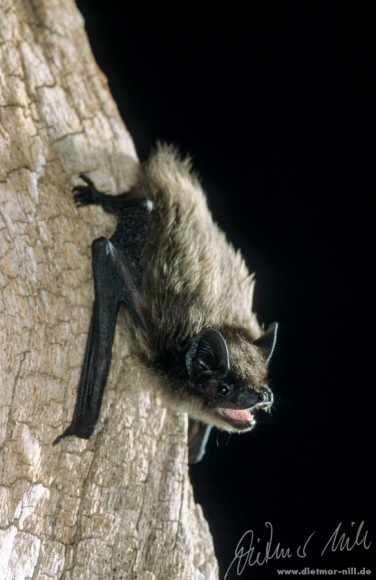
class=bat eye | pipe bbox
[218,383,232,397]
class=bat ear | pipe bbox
[185,328,229,382]
[254,322,278,364]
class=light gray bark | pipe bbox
[0,1,218,578]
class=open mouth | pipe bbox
[217,408,256,430]
[217,402,271,431]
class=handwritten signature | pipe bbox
[224,521,372,579]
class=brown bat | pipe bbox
[53,144,278,462]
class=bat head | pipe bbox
[184,324,278,431]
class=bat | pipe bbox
[53,144,278,463]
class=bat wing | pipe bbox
[54,182,152,445]
[54,237,141,444]
[188,419,212,464]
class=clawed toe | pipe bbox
[72,175,97,206]
[73,186,92,205]
[78,174,95,187]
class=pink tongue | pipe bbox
[222,409,254,423]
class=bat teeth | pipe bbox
[256,402,272,411]
[217,408,255,430]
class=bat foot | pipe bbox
[73,174,103,207]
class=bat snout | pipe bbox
[260,390,273,404]
[253,389,274,411]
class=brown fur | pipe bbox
[126,144,273,431]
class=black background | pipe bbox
[76,3,375,578]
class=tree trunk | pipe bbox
[0,1,218,578]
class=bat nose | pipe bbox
[260,390,273,404]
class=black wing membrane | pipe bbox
[188,419,213,464]
[54,238,132,443]
[54,179,152,445]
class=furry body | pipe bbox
[54,144,277,459]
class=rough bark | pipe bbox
[0,1,218,578]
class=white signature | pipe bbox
[224,521,372,579]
